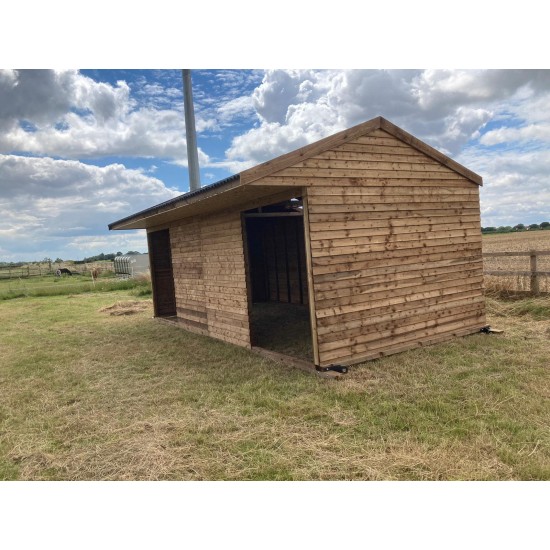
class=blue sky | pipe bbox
[1,69,550,261]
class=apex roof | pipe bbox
[109,116,482,230]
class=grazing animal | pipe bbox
[55,268,72,277]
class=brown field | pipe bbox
[483,231,550,294]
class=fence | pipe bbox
[0,262,114,280]
[483,250,550,295]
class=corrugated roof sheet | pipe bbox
[108,174,239,230]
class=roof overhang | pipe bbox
[109,116,483,231]
[109,178,298,230]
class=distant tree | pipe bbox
[126,250,141,255]
[541,221,550,229]
[116,251,123,256]
[482,227,497,233]
[528,223,540,230]
[513,224,525,231]
[54,257,63,263]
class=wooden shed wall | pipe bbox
[252,128,486,366]
[167,210,251,348]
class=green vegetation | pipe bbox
[482,221,550,234]
[1,290,549,480]
[0,274,151,301]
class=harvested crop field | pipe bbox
[483,231,550,293]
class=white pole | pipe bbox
[182,69,201,192]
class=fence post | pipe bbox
[530,250,540,296]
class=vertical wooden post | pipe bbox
[530,251,540,296]
[302,191,320,367]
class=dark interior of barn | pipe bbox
[243,197,312,361]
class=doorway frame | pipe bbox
[241,189,320,365]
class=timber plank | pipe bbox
[310,236,482,258]
[308,213,480,226]
[315,275,484,310]
[318,307,486,353]
[294,159,464,174]
[308,204,479,215]
[306,186,478,197]
[317,288,485,329]
[320,313,486,363]
[309,223,479,241]
[314,257,482,286]
[318,296,485,339]
[315,264,483,299]
[315,282,484,319]
[312,243,482,271]
[319,326,483,367]
[311,229,480,249]
[251,176,475,188]
[275,168,468,179]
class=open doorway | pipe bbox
[243,197,313,361]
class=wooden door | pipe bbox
[148,229,176,317]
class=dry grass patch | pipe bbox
[99,300,153,316]
[1,290,549,480]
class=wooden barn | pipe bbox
[109,116,486,370]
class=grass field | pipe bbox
[483,231,550,293]
[1,288,549,480]
[0,273,151,300]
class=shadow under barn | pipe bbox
[244,198,313,362]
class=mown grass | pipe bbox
[0,291,549,480]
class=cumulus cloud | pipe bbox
[222,69,550,165]
[0,154,179,260]
[0,69,211,162]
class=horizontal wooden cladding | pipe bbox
[317,287,484,329]
[309,222,479,241]
[294,159,464,175]
[319,319,485,366]
[312,148,441,163]
[240,118,481,186]
[321,325,483,367]
[239,117,383,185]
[311,228,480,250]
[316,278,484,320]
[307,185,478,198]
[315,257,482,288]
[308,203,479,215]
[308,212,480,225]
[315,274,484,314]
[311,236,482,259]
[318,294,485,338]
[252,176,475,188]
[310,210,481,229]
[307,196,479,207]
[319,304,485,354]
[312,243,482,273]
[272,167,468,180]
[170,210,251,347]
[315,262,483,299]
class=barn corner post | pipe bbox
[240,212,254,349]
[302,190,321,366]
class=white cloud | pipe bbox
[0,154,179,260]
[0,69,212,162]
[223,69,550,165]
